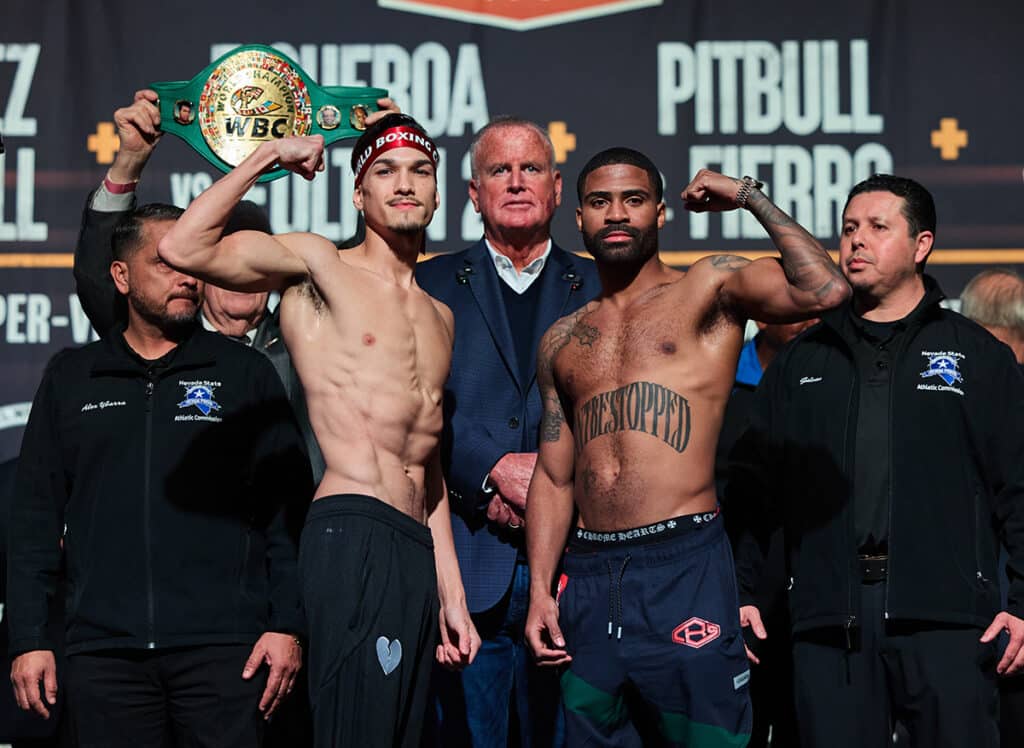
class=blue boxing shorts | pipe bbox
[557,509,751,747]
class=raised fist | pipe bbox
[681,168,744,213]
[274,135,326,180]
[113,89,162,156]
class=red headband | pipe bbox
[353,126,441,188]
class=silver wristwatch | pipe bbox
[735,176,764,208]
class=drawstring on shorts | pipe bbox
[605,554,632,640]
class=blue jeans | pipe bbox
[426,560,564,747]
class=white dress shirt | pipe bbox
[484,239,552,294]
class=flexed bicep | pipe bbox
[158,138,325,292]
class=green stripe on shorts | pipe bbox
[659,709,751,747]
[560,669,628,729]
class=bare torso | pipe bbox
[278,236,453,522]
[551,262,744,530]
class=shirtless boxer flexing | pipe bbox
[524,148,850,747]
[158,113,479,747]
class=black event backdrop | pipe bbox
[1,0,1021,458]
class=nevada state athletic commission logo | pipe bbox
[377,0,663,31]
[176,381,223,422]
[917,350,965,396]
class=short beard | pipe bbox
[582,223,659,265]
[385,212,430,236]
[128,289,198,337]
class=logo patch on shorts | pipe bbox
[733,669,750,690]
[672,617,721,649]
[556,573,569,604]
[376,636,402,675]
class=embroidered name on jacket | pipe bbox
[175,380,224,422]
[917,351,965,396]
[81,400,126,412]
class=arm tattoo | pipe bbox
[710,254,752,272]
[746,192,796,227]
[540,394,566,442]
[536,305,595,443]
[745,189,846,300]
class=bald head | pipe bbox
[961,268,1024,363]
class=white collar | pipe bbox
[200,312,256,346]
[484,239,552,294]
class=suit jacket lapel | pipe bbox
[463,242,523,392]
[525,245,588,392]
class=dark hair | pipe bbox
[349,112,433,174]
[844,174,936,237]
[224,199,271,235]
[111,203,184,260]
[576,147,663,204]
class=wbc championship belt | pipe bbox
[150,44,387,182]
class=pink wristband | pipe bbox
[103,175,138,194]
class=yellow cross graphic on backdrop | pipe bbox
[87,122,120,164]
[930,118,968,160]
[547,121,576,164]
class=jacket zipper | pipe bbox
[974,488,989,584]
[842,357,857,639]
[144,376,156,649]
[884,324,918,620]
[883,342,897,621]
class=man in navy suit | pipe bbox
[417,117,598,746]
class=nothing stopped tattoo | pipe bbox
[574,381,691,454]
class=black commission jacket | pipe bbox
[72,190,326,484]
[727,277,1024,635]
[7,328,312,656]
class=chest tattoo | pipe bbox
[574,381,691,454]
[571,321,600,347]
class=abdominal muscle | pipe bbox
[308,377,438,522]
[572,406,724,532]
[281,303,442,522]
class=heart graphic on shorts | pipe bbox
[376,636,402,675]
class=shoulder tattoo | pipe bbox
[710,254,752,272]
[539,305,600,363]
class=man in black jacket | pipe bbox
[9,204,312,746]
[0,458,62,747]
[729,174,1024,748]
[74,89,327,483]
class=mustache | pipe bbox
[169,291,200,302]
[596,224,641,241]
